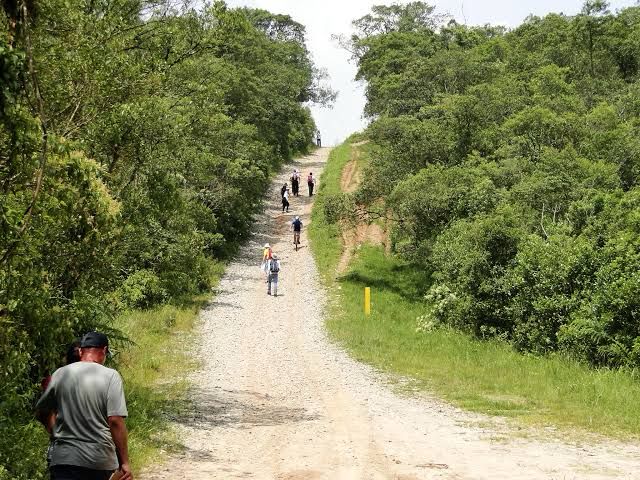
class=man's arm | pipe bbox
[35,408,56,435]
[35,380,57,435]
[108,416,133,480]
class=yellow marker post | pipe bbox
[364,287,371,316]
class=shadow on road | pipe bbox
[173,388,319,430]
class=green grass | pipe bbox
[311,138,640,440]
[309,139,353,279]
[111,262,224,470]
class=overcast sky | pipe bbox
[226,0,637,146]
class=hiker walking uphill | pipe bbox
[261,243,273,281]
[267,254,280,297]
[280,183,290,213]
[35,332,132,480]
[291,169,300,197]
[282,187,290,213]
[291,216,303,251]
[307,172,316,196]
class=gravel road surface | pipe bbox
[143,148,640,479]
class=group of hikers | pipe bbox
[263,168,312,296]
[261,215,303,297]
[35,332,132,480]
[281,169,317,213]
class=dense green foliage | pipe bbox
[338,1,640,369]
[0,1,328,477]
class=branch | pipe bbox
[62,111,99,137]
[540,203,549,240]
[352,204,401,224]
[65,100,82,132]
[166,41,207,69]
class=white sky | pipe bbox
[226,0,638,146]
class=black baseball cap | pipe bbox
[80,331,109,350]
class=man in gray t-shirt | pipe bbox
[36,332,133,480]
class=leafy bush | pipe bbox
[114,271,167,310]
[430,206,527,335]
[344,1,640,368]
[503,231,594,354]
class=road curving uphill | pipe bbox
[142,148,640,480]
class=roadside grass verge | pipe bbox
[112,262,224,470]
[311,139,640,440]
[309,140,352,279]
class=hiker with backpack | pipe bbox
[267,254,281,296]
[307,172,316,196]
[291,216,303,250]
[261,243,273,281]
[291,170,300,197]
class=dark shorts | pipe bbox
[50,465,114,480]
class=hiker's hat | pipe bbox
[80,331,109,350]
[264,243,270,248]
[272,254,278,259]
[295,216,300,220]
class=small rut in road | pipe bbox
[142,148,640,480]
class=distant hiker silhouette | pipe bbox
[261,243,273,281]
[267,254,280,296]
[282,186,290,213]
[291,169,300,196]
[291,216,303,251]
[307,172,316,196]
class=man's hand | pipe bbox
[108,416,132,479]
[118,462,133,480]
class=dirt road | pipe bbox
[143,148,640,479]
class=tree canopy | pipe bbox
[337,1,640,369]
[0,1,330,477]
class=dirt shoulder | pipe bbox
[337,142,388,274]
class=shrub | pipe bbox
[429,205,528,335]
[115,271,167,310]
